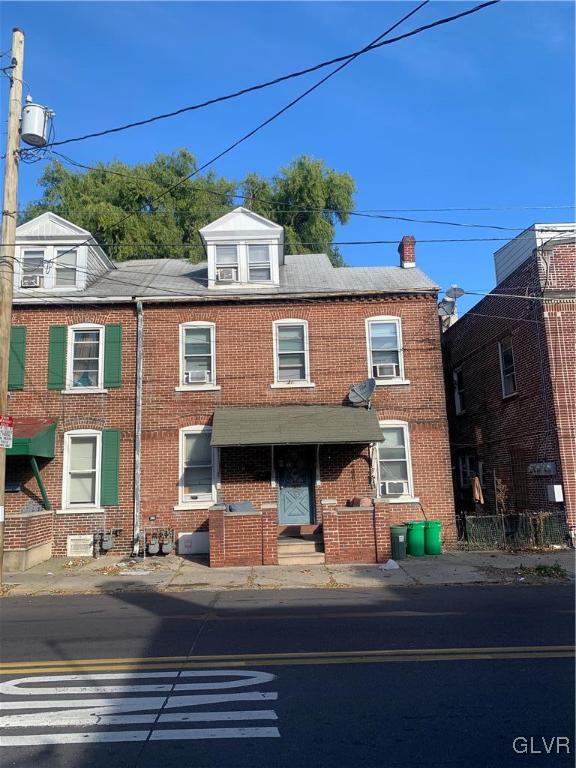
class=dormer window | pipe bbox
[248,244,271,281]
[200,207,284,289]
[55,248,78,287]
[215,245,239,283]
[21,249,45,288]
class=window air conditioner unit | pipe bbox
[374,363,399,379]
[21,275,41,288]
[184,370,210,385]
[216,267,238,283]
[67,534,94,557]
[382,481,408,496]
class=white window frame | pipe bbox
[453,367,465,415]
[15,244,88,291]
[176,322,220,391]
[498,336,517,398]
[271,319,315,389]
[176,426,218,510]
[20,248,46,288]
[61,429,103,513]
[214,244,240,283]
[208,240,279,287]
[375,420,416,502]
[247,243,272,283]
[65,324,105,393]
[54,247,78,288]
[365,316,409,386]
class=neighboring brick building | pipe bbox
[6,208,455,569]
[442,225,575,537]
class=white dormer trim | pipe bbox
[14,212,116,293]
[200,207,284,289]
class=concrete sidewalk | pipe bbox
[2,549,574,597]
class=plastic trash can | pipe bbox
[424,520,442,555]
[405,520,426,557]
[390,525,407,560]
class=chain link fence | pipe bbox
[460,511,572,551]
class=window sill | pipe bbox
[375,379,411,387]
[61,388,108,395]
[174,501,215,511]
[175,384,221,392]
[502,391,518,400]
[270,382,316,389]
[377,496,420,505]
[56,507,105,515]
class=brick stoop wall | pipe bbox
[209,504,278,567]
[323,500,445,564]
[4,511,54,571]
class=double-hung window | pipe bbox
[274,320,310,384]
[180,323,216,387]
[55,248,78,287]
[67,325,103,389]
[180,427,216,505]
[248,244,271,281]
[499,336,517,397]
[377,422,414,498]
[215,245,239,283]
[64,431,101,508]
[367,317,404,382]
[21,249,45,288]
[453,367,466,414]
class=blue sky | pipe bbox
[1,1,574,313]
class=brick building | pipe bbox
[6,208,455,569]
[442,225,575,538]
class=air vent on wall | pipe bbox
[67,534,94,557]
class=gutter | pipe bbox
[132,300,144,555]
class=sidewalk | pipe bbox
[2,549,574,597]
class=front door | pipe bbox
[276,446,315,525]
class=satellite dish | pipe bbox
[348,378,376,407]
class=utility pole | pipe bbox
[0,28,24,587]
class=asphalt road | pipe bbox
[0,584,574,768]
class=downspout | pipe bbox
[132,300,144,555]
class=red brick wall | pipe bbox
[7,305,137,556]
[208,505,278,567]
[443,240,575,527]
[4,511,53,551]
[141,294,455,544]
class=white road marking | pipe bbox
[0,669,281,746]
[0,708,278,728]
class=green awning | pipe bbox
[211,406,383,447]
[7,419,56,458]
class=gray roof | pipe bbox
[14,252,438,304]
[211,405,383,447]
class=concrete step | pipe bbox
[277,552,326,565]
[278,538,324,554]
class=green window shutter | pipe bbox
[47,325,67,390]
[100,429,120,506]
[8,326,27,391]
[104,324,122,388]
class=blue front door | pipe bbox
[277,446,315,525]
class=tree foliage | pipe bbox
[23,150,355,266]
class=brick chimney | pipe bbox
[398,235,416,268]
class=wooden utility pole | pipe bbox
[0,28,24,586]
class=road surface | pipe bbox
[0,584,574,767]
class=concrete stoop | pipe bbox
[277,535,325,565]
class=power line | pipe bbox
[23,151,575,236]
[18,2,433,272]
[41,0,499,150]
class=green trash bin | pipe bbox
[425,520,443,555]
[390,525,407,560]
[406,520,426,557]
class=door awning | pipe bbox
[211,406,383,447]
[7,418,57,458]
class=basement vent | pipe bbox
[67,534,94,558]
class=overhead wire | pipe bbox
[41,0,499,150]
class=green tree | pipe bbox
[243,156,355,267]
[23,151,355,266]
